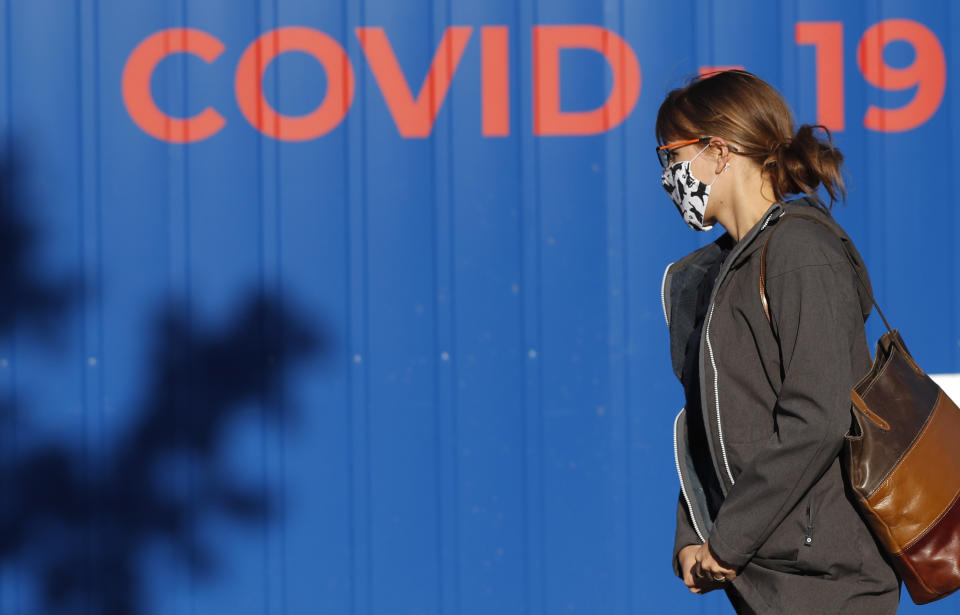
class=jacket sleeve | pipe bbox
[706,250,860,568]
[673,491,701,578]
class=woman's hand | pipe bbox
[694,540,737,584]
[678,544,731,594]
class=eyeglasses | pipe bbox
[656,137,712,168]
[655,137,740,168]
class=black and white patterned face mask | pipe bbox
[660,144,727,231]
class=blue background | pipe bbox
[0,0,958,613]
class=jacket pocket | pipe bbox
[803,494,816,548]
[750,495,817,573]
[795,485,861,580]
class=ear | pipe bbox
[709,139,732,174]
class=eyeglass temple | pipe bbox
[657,138,702,151]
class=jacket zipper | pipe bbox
[673,408,705,543]
[703,208,783,489]
[760,210,780,231]
[804,495,815,546]
[705,302,736,486]
[660,262,673,326]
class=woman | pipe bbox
[657,70,901,613]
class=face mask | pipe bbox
[660,144,728,231]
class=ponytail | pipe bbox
[764,124,845,209]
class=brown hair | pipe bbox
[655,70,845,208]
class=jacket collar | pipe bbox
[723,201,786,269]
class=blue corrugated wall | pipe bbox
[0,0,958,613]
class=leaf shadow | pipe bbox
[0,148,330,614]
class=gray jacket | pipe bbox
[663,198,901,613]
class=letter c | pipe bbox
[122,28,226,143]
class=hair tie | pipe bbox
[773,138,792,155]
[765,139,789,166]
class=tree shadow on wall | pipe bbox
[0,150,76,344]
[0,151,328,614]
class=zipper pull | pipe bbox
[804,498,815,547]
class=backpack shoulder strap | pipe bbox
[758,221,780,322]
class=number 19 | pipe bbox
[795,18,946,133]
